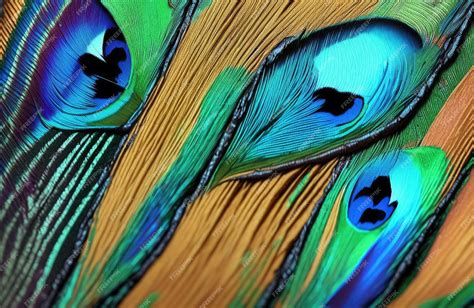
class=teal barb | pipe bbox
[274,147,449,307]
[0,0,200,306]
[421,280,474,307]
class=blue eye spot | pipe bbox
[348,175,398,230]
[78,27,131,101]
[29,0,133,133]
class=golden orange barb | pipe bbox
[0,0,25,58]
[122,162,337,307]
[421,68,474,192]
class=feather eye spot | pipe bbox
[349,175,398,230]
[78,27,131,100]
[28,1,133,131]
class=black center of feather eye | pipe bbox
[78,27,126,99]
[354,176,398,225]
[359,208,387,224]
[104,27,125,43]
[355,176,392,205]
[312,87,362,116]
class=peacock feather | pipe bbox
[275,147,449,306]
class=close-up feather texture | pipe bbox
[0,0,472,307]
